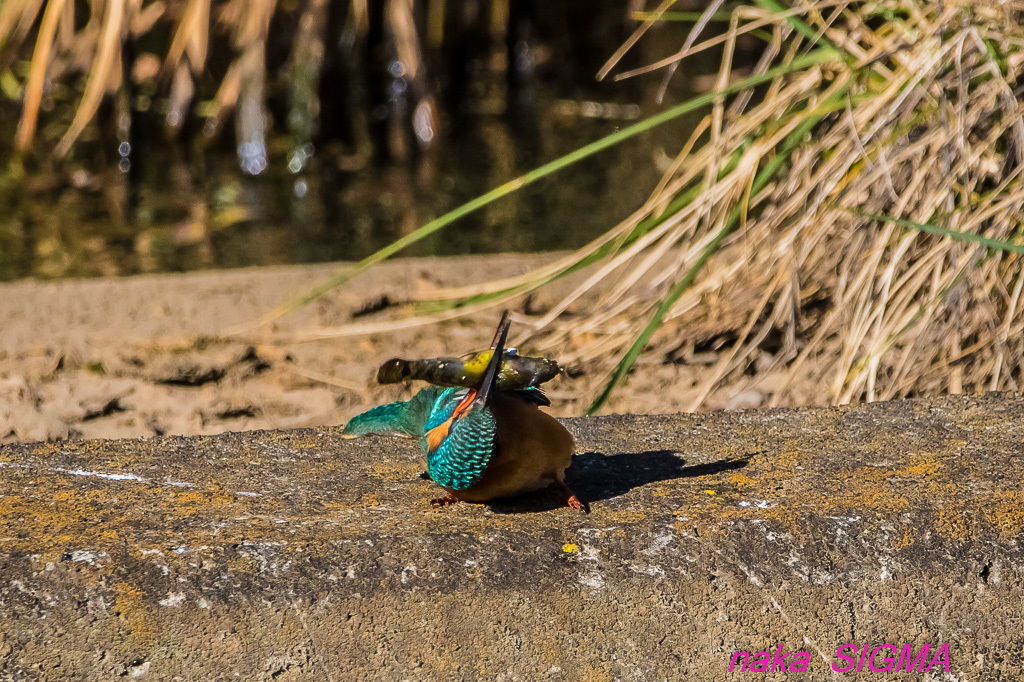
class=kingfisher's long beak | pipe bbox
[474,311,510,407]
[488,309,511,350]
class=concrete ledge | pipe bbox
[1,394,1022,680]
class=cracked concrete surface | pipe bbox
[1,393,1022,680]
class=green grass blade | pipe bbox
[847,209,1024,255]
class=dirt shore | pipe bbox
[0,253,799,443]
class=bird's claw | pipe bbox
[554,479,589,513]
[430,492,460,507]
[566,494,588,513]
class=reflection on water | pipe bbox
[0,2,731,282]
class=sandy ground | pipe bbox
[0,253,795,444]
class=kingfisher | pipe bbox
[343,311,585,511]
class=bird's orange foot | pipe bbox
[430,492,461,507]
[554,479,589,513]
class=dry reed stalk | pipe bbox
[53,0,126,158]
[598,0,679,82]
[0,0,45,56]
[15,0,65,150]
[163,0,210,78]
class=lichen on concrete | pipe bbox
[1,393,1022,680]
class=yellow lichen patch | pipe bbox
[562,543,579,553]
[538,640,563,666]
[671,519,687,530]
[729,473,755,488]
[113,581,156,648]
[893,529,914,549]
[703,490,717,496]
[601,509,652,524]
[0,495,29,519]
[772,449,801,470]
[713,503,807,536]
[935,508,970,542]
[825,487,911,514]
[962,414,1009,431]
[371,462,421,481]
[683,469,922,538]
[981,490,1024,542]
[901,454,941,477]
[288,435,322,450]
[0,475,290,557]
[579,666,615,682]
[169,487,239,516]
[101,454,143,470]
[843,456,953,503]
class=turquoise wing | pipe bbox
[425,407,497,490]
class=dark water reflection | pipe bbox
[0,3,741,282]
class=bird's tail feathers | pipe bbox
[342,401,414,438]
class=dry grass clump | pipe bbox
[291,0,1024,412]
[565,0,1024,410]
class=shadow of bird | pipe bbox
[486,450,754,514]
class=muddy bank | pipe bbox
[1,255,559,442]
[1,254,799,443]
